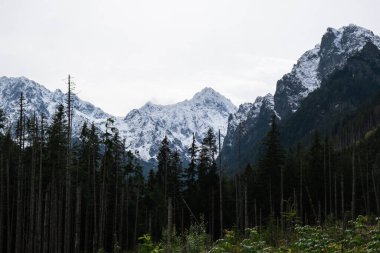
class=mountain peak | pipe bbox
[190,87,236,111]
[191,87,222,100]
[274,24,380,119]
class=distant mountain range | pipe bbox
[2,24,380,173]
[0,77,236,166]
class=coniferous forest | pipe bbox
[1,75,380,252]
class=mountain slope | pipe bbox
[220,24,380,172]
[0,76,111,135]
[117,87,237,162]
[0,77,236,165]
[275,24,380,119]
[280,42,380,147]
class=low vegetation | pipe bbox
[136,215,380,253]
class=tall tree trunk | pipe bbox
[35,122,44,253]
[167,197,172,253]
[6,159,12,253]
[323,141,327,219]
[341,174,344,221]
[218,129,223,238]
[280,167,284,230]
[43,189,50,253]
[119,186,124,250]
[351,148,356,218]
[300,159,303,223]
[28,138,36,252]
[358,156,368,215]
[0,155,3,253]
[334,174,338,220]
[254,199,257,227]
[211,188,214,239]
[366,154,370,214]
[372,169,380,215]
[92,155,98,252]
[269,177,273,217]
[74,185,81,253]
[57,187,64,253]
[64,74,73,253]
[133,189,139,248]
[244,184,248,233]
[235,176,239,228]
[15,92,25,253]
[329,143,332,216]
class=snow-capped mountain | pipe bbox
[0,76,111,134]
[223,94,271,148]
[117,87,237,162]
[0,77,237,164]
[220,24,380,172]
[274,24,380,119]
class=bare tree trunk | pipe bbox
[366,154,370,214]
[28,139,36,252]
[0,155,3,252]
[57,187,64,253]
[211,188,214,239]
[300,159,303,223]
[351,148,356,218]
[74,185,81,253]
[259,208,262,232]
[329,143,332,216]
[64,74,73,253]
[6,159,12,253]
[269,177,273,216]
[358,156,368,215]
[125,181,129,249]
[119,186,124,249]
[83,204,89,253]
[167,197,172,253]
[254,199,257,227]
[341,174,344,220]
[235,176,238,228]
[181,207,184,235]
[244,184,248,233]
[323,141,327,219]
[113,167,119,249]
[92,155,98,252]
[15,93,25,253]
[133,189,139,247]
[334,174,337,220]
[35,123,44,253]
[218,130,223,238]
[280,167,284,230]
[43,189,50,253]
[372,169,380,215]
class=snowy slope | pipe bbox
[221,24,380,172]
[274,24,380,119]
[0,77,237,163]
[116,87,237,162]
[0,76,111,135]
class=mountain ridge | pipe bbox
[220,24,380,172]
[0,76,237,165]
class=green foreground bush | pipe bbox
[134,216,380,253]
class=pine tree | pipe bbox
[259,114,284,217]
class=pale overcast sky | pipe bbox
[0,0,379,116]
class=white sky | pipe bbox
[1,0,379,116]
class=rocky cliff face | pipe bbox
[274,24,380,119]
[221,24,380,172]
